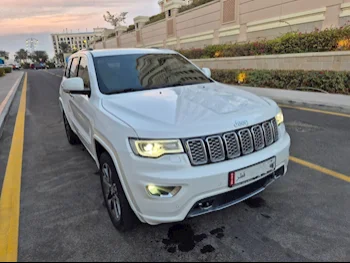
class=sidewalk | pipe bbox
[238,86,350,111]
[0,71,24,137]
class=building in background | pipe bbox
[51,28,111,57]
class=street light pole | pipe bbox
[26,38,39,54]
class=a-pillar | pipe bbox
[115,26,127,48]
[134,16,150,47]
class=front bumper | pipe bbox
[119,131,291,225]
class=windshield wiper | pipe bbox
[106,88,140,95]
[152,82,204,89]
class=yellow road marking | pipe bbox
[0,73,27,262]
[290,156,350,183]
[279,104,350,118]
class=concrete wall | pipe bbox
[94,41,104,49]
[105,38,117,49]
[192,51,350,71]
[119,32,137,48]
[143,20,167,47]
[97,0,350,50]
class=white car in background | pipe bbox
[59,48,291,231]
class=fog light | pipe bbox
[146,185,181,198]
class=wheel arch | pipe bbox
[93,135,143,222]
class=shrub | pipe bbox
[178,26,350,59]
[179,0,215,13]
[177,48,205,59]
[108,32,116,38]
[126,25,135,32]
[211,69,350,95]
[0,68,5,77]
[145,12,166,25]
[4,67,12,73]
[46,62,56,69]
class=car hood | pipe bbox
[102,83,278,138]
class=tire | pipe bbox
[99,152,138,232]
[63,112,80,145]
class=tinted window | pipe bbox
[78,57,90,88]
[94,53,212,95]
[69,58,80,78]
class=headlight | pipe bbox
[275,110,284,126]
[130,139,184,158]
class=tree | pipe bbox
[55,53,64,63]
[59,42,71,53]
[0,50,9,60]
[29,51,49,63]
[14,49,28,63]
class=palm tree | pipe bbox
[14,49,28,63]
[59,43,71,53]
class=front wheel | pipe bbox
[99,153,138,232]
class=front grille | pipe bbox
[251,125,265,150]
[271,118,279,141]
[238,129,254,155]
[206,136,225,163]
[223,132,240,159]
[186,139,208,165]
[262,122,274,146]
[185,118,279,166]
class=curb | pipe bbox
[237,86,350,112]
[0,72,25,138]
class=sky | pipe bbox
[0,0,159,61]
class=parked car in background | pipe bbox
[10,63,21,70]
[33,63,46,70]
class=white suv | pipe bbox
[59,49,290,231]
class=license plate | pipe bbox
[229,157,276,186]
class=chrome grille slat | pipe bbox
[186,139,208,165]
[271,118,279,141]
[223,132,241,159]
[262,122,274,146]
[238,129,254,155]
[251,125,265,150]
[206,136,225,162]
[185,118,279,166]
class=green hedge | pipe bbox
[178,27,350,59]
[212,69,350,95]
[4,67,12,73]
[179,0,215,13]
[0,68,5,77]
[145,13,165,25]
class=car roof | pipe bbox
[82,48,177,57]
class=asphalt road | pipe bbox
[0,69,349,262]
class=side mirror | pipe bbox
[202,68,211,78]
[62,77,90,95]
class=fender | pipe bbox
[93,134,144,223]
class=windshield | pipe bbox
[93,53,212,94]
